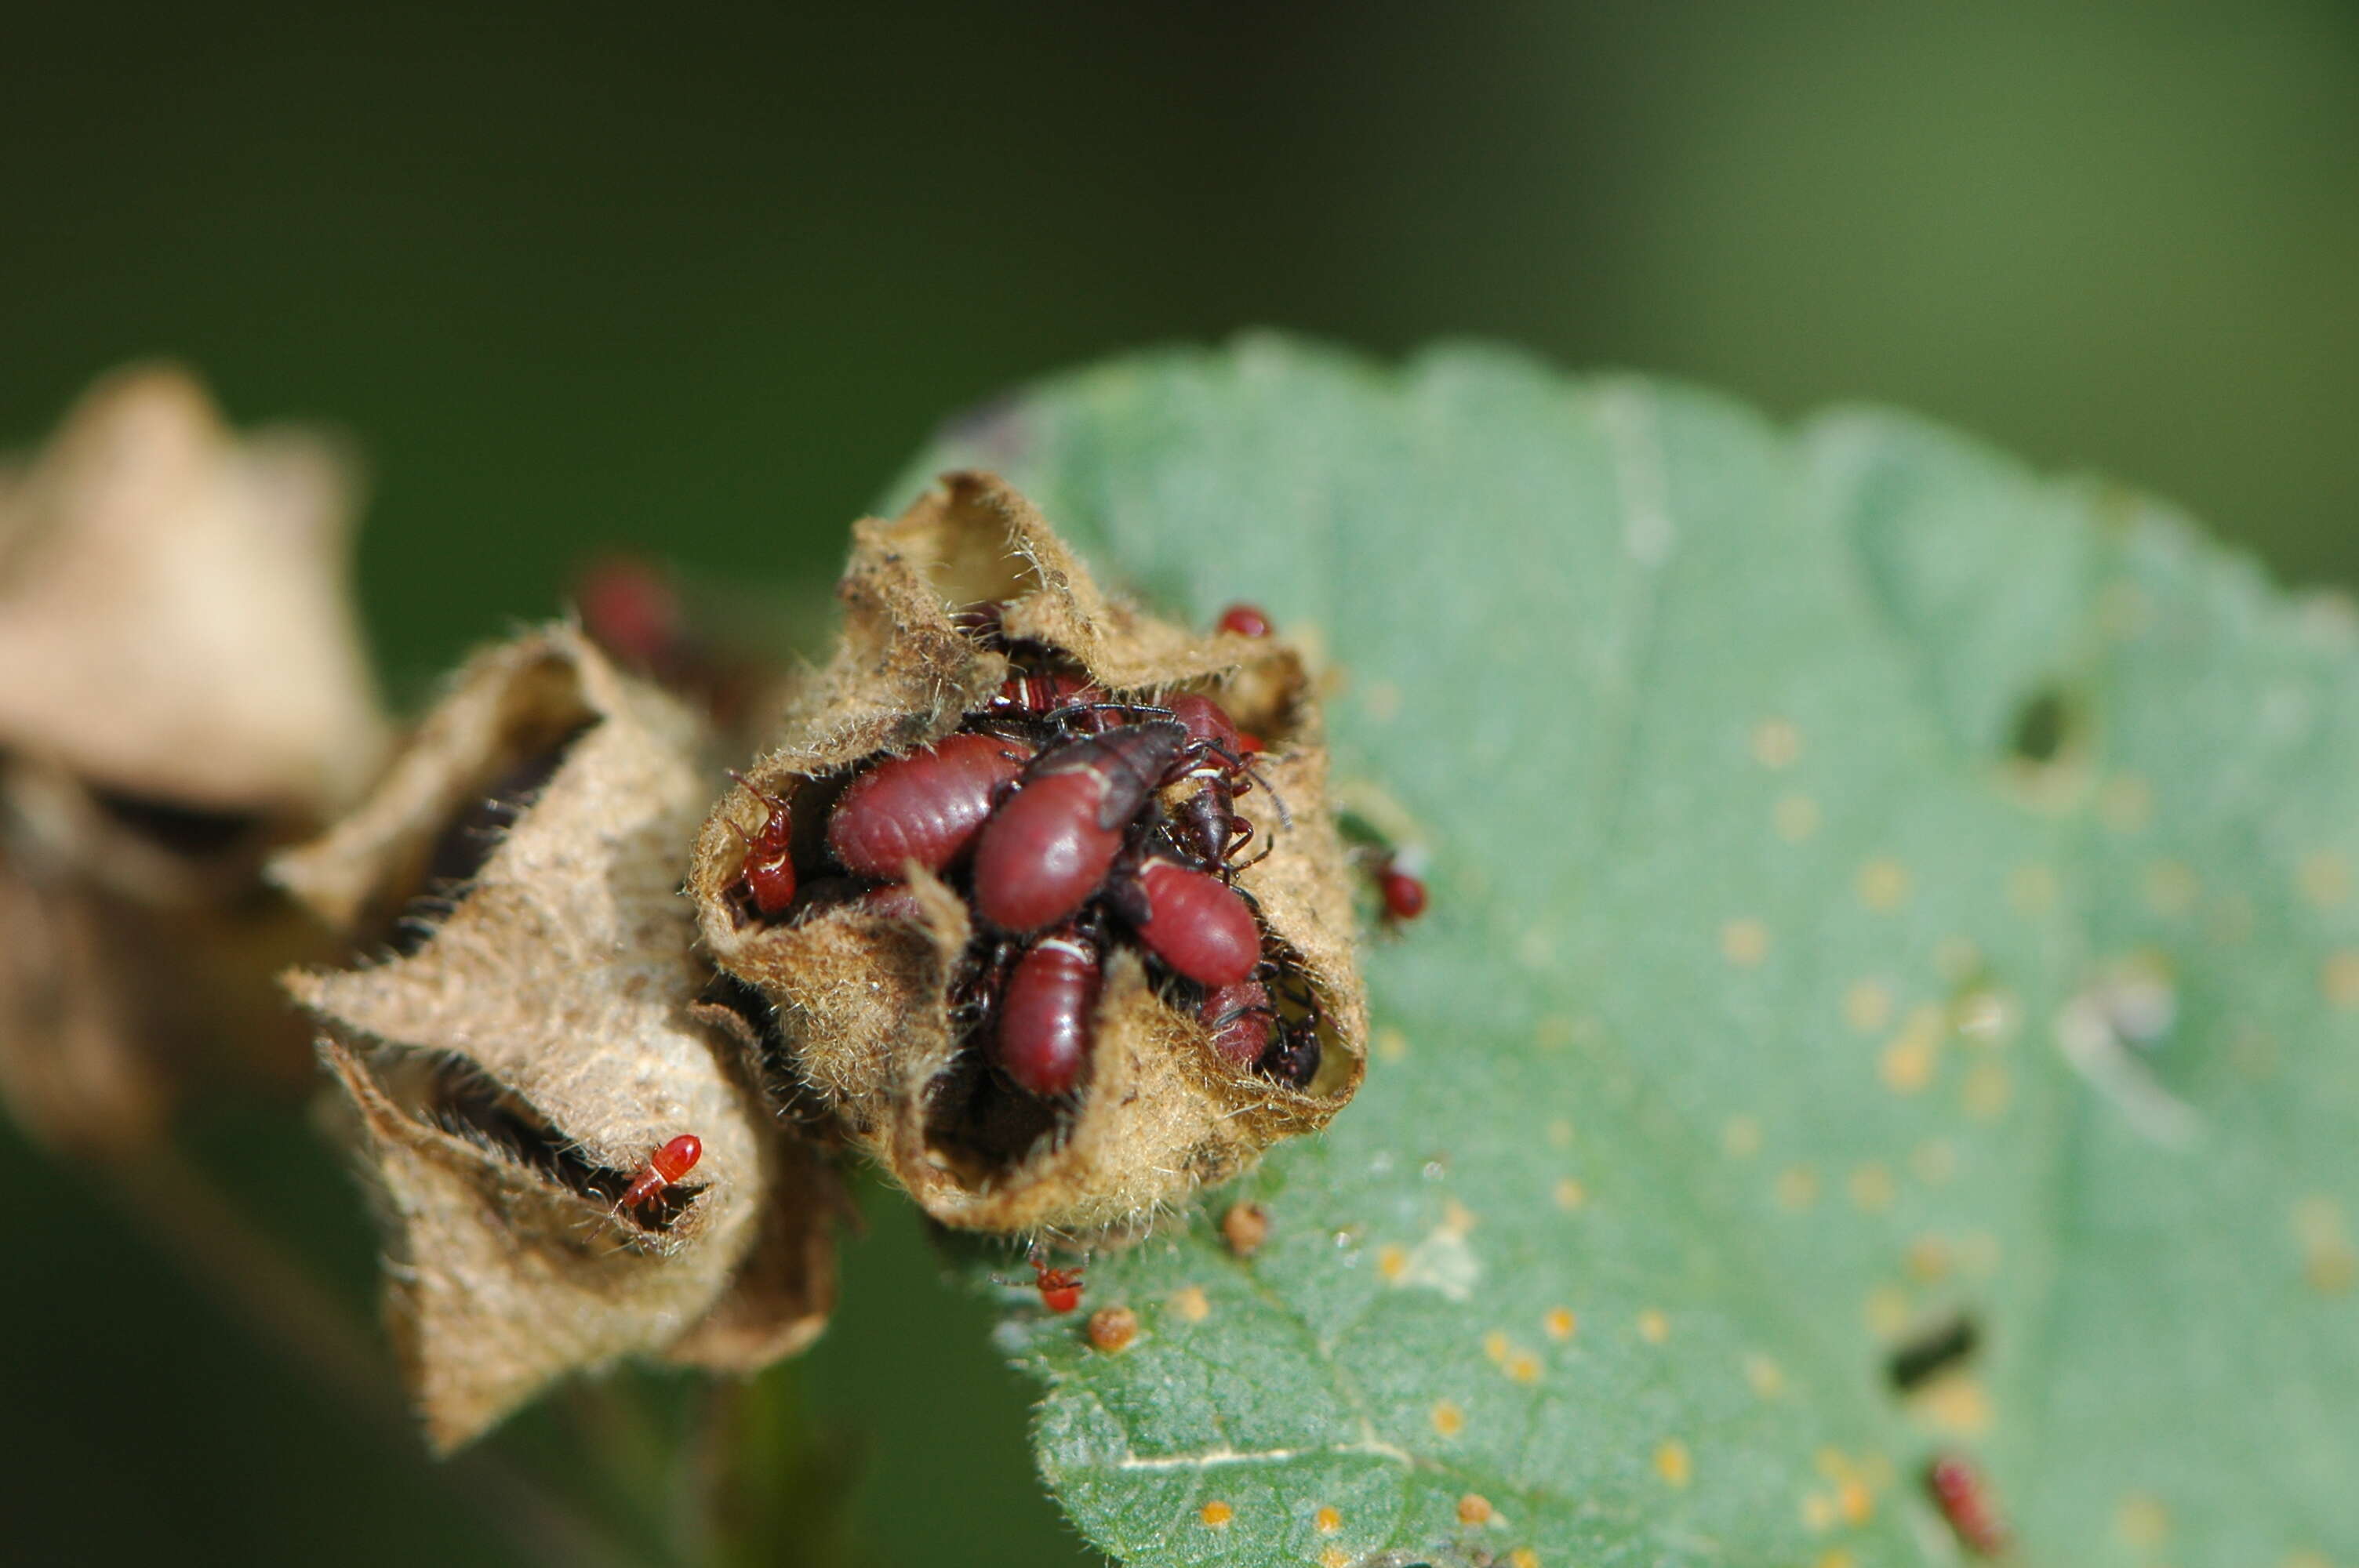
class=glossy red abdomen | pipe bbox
[827,732,1030,880]
[994,931,1100,1096]
[1199,978,1273,1065]
[1132,859,1260,986]
[971,724,1187,931]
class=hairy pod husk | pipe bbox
[0,367,391,1151]
[689,473,1366,1236]
[275,628,835,1450]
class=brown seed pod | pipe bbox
[274,627,834,1450]
[689,472,1367,1236]
[0,366,392,1151]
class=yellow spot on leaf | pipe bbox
[1723,1114,1762,1160]
[1510,1552,1541,1568]
[2007,862,2059,916]
[1534,1014,1576,1051]
[1431,1399,1465,1438]
[1881,1036,1937,1095]
[1910,1371,1994,1436]
[1774,793,1822,843]
[1169,1285,1210,1322]
[1199,1501,1233,1528]
[1376,1246,1408,1283]
[1911,1138,1957,1185]
[1752,717,1802,769]
[1848,1163,1896,1214]
[1314,1505,1342,1534]
[1801,1492,1838,1531]
[1856,858,1911,913]
[2098,773,2155,833]
[2144,859,2199,916]
[1553,1178,1587,1211]
[1744,1353,1786,1399]
[1843,980,1894,1033]
[1320,1552,1349,1568]
[1654,1439,1692,1487]
[1864,1286,1911,1339]
[2115,1493,2170,1548]
[2281,1551,2331,1568]
[1545,1307,1576,1340]
[1776,1165,1820,1210]
[1442,1200,1479,1235]
[1905,1235,1953,1283]
[1547,1117,1574,1148]
[1816,1552,1856,1568]
[2300,851,2351,909]
[1506,1351,1542,1384]
[2296,1196,2357,1294]
[1637,1308,1670,1345]
[1721,917,1770,966]
[1376,1025,1410,1062]
[2323,951,2359,1009]
[1837,1476,1874,1525]
[1963,1061,2012,1121]
[1483,1330,1510,1365]
[1457,1493,1494,1525]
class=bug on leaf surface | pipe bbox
[1378,863,1428,920]
[1216,603,1272,638]
[1030,1250,1084,1313]
[616,1134,703,1214]
[994,924,1103,1096]
[1924,1452,2010,1555]
[825,731,1033,880]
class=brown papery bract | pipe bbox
[689,474,1367,1237]
[0,366,391,1154]
[274,628,835,1450]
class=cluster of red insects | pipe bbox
[723,601,1363,1105]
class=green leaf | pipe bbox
[893,337,2357,1566]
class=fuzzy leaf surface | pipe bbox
[896,338,2358,1566]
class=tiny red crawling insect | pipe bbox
[1378,864,1428,920]
[1030,1253,1085,1313]
[616,1133,703,1213]
[1925,1452,2010,1555]
[727,775,797,918]
[825,731,1033,880]
[1216,603,1272,638]
[994,924,1103,1096]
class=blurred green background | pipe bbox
[5,4,2356,1564]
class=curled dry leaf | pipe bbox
[689,473,1367,1236]
[0,366,391,1152]
[274,628,834,1450]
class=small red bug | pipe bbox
[573,554,686,674]
[1200,977,1274,1065]
[1925,1452,2010,1555]
[970,721,1192,931]
[825,731,1033,880]
[1379,864,1428,920]
[616,1133,703,1213]
[727,775,797,918]
[1216,603,1272,638]
[1127,858,1261,987]
[1030,1250,1085,1313]
[995,924,1103,1096]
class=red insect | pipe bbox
[1924,1453,2010,1555]
[1029,1251,1085,1313]
[1160,694,1260,873]
[1200,977,1274,1065]
[1216,603,1272,638]
[995,924,1102,1096]
[728,775,797,918]
[970,721,1193,931]
[1127,858,1261,986]
[617,1133,703,1213]
[1379,864,1428,920]
[826,731,1033,880]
